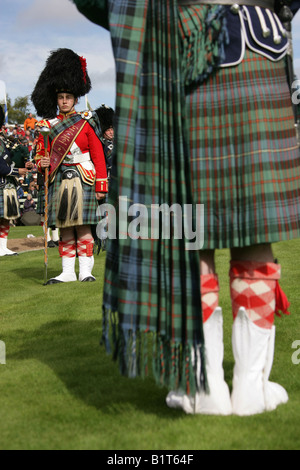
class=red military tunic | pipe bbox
[35,111,108,193]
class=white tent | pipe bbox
[0,80,8,123]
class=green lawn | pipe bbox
[0,226,299,450]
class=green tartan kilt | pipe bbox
[185,48,300,249]
[47,164,100,228]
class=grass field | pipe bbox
[0,226,299,450]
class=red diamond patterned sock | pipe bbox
[77,235,94,257]
[201,274,220,323]
[58,239,76,258]
[229,261,290,329]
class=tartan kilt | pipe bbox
[185,48,300,249]
[47,164,100,228]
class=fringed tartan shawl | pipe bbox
[72,0,226,394]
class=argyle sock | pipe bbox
[58,238,76,258]
[201,274,220,323]
[229,261,290,329]
[77,235,94,257]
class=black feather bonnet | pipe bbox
[31,48,91,119]
[95,104,115,134]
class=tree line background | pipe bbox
[6,95,33,125]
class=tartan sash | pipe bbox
[48,114,86,183]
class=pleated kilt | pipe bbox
[47,164,100,228]
[185,47,300,249]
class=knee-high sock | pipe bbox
[77,235,94,257]
[0,220,9,239]
[201,274,219,323]
[229,261,290,329]
[59,238,76,258]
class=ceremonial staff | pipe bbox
[39,126,50,285]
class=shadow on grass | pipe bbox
[10,265,62,284]
[9,254,103,286]
[9,319,185,419]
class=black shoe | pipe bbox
[48,241,56,248]
[81,276,96,282]
[46,278,63,285]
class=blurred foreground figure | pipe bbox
[72,0,300,415]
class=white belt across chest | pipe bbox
[62,141,96,186]
[63,151,91,165]
[63,141,92,165]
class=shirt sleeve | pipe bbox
[86,123,108,193]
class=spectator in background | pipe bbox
[24,113,37,134]
[20,193,41,226]
[28,178,38,198]
[23,193,36,212]
[3,125,12,136]
[17,178,25,199]
[11,128,18,140]
[0,125,7,135]
[10,137,30,168]
[16,124,25,138]
[18,176,28,194]
[24,130,32,144]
